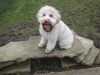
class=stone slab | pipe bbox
[0,61,14,69]
[73,35,93,62]
[0,36,84,63]
[94,51,100,65]
[60,57,78,68]
[0,59,30,74]
[34,67,100,75]
[81,46,99,66]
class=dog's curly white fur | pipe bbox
[37,5,74,53]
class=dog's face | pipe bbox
[37,5,61,32]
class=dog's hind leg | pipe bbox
[59,41,72,50]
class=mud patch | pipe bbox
[0,33,29,47]
[8,22,35,32]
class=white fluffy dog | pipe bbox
[37,5,73,54]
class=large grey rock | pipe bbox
[0,36,84,63]
[0,59,30,74]
[61,57,78,68]
[81,46,99,66]
[73,35,93,62]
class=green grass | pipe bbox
[0,0,100,40]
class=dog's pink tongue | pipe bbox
[45,19,51,25]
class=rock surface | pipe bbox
[34,67,100,75]
[61,46,100,67]
[0,36,84,63]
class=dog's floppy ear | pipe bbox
[56,11,61,23]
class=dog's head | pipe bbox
[37,5,61,32]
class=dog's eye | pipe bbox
[43,14,46,16]
[49,14,53,17]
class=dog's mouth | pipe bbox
[42,23,53,32]
[42,19,53,32]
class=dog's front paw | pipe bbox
[45,49,51,54]
[38,43,45,48]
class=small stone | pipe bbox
[0,59,30,74]
[94,51,100,65]
[61,57,78,68]
[81,46,99,66]
[0,61,14,69]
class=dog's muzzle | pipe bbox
[42,19,53,32]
